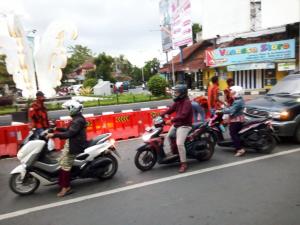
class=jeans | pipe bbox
[34,128,45,139]
[191,101,205,123]
[229,122,243,150]
[164,125,192,162]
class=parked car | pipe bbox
[69,84,82,96]
[245,72,300,142]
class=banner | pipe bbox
[227,62,275,71]
[205,39,296,67]
[277,62,296,71]
[159,0,173,52]
[171,0,193,48]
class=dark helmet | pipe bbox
[36,91,45,97]
[173,84,188,102]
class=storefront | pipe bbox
[159,41,212,89]
[205,39,297,90]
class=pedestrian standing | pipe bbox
[207,76,222,116]
[28,91,49,138]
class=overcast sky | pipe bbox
[0,0,203,67]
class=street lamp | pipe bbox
[26,29,39,91]
[141,65,145,83]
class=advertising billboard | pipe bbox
[159,0,173,52]
[159,0,193,51]
[205,39,296,67]
[171,0,193,48]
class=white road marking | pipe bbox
[0,148,299,221]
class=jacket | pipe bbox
[53,114,88,155]
[28,100,49,129]
[223,97,245,119]
[161,97,193,127]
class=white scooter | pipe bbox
[9,130,120,195]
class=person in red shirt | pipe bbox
[224,78,234,106]
[161,84,193,173]
[28,91,50,138]
[207,76,222,116]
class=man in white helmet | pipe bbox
[221,86,246,156]
[47,100,87,197]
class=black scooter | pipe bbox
[201,112,278,154]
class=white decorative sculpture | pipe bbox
[0,14,77,98]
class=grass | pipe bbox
[0,106,18,115]
[0,93,171,115]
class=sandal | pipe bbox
[57,187,73,197]
[235,149,246,157]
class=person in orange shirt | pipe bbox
[207,76,222,116]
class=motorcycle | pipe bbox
[202,112,278,154]
[134,116,215,171]
[9,130,120,195]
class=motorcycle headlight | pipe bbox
[270,111,289,120]
[142,133,152,142]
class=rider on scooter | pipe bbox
[220,86,246,157]
[46,100,88,197]
[161,84,193,173]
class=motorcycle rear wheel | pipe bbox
[9,173,40,195]
[98,154,118,180]
[134,148,157,171]
[255,133,276,154]
[196,138,215,161]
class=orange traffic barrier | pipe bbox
[0,108,175,155]
[100,112,140,140]
[0,124,30,157]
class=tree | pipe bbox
[63,45,94,80]
[192,23,202,43]
[148,75,167,96]
[83,78,98,88]
[0,55,13,86]
[143,58,160,81]
[113,55,133,77]
[130,66,142,85]
[93,53,115,82]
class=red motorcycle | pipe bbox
[134,116,215,171]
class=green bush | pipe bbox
[147,75,167,96]
[83,78,98,88]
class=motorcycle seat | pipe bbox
[88,133,111,147]
[191,122,204,130]
[243,118,268,127]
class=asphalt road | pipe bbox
[0,138,299,225]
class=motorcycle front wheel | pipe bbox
[9,173,40,195]
[134,148,157,171]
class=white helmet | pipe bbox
[62,100,83,116]
[230,86,244,98]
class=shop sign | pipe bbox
[227,62,275,71]
[277,62,296,71]
[205,39,295,67]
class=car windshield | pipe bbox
[267,77,300,96]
